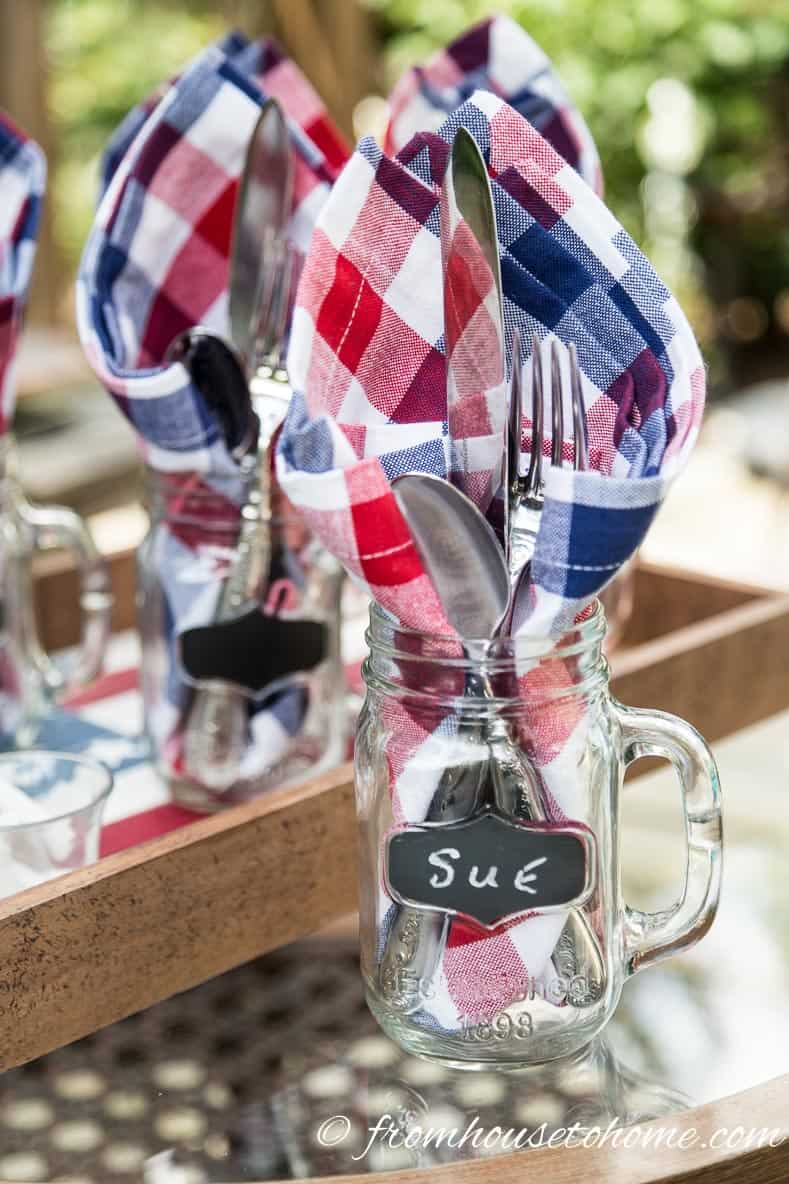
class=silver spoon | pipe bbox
[395,475,603,1027]
[393,473,543,819]
[393,472,509,646]
[377,475,543,1008]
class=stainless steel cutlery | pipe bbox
[506,334,589,596]
[178,98,296,791]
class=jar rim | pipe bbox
[367,598,607,660]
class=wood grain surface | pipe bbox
[0,763,357,1073]
[3,566,788,1082]
[611,589,789,744]
[33,541,136,651]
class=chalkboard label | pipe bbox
[179,611,327,694]
[386,808,595,931]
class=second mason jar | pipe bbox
[138,467,345,811]
[355,601,722,1068]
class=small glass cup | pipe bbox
[138,467,346,811]
[355,601,722,1068]
[0,751,113,897]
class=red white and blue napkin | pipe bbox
[276,89,705,1029]
[277,91,704,640]
[77,33,347,475]
[76,35,350,795]
[0,111,45,435]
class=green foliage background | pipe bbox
[46,0,789,393]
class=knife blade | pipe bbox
[229,97,293,376]
[379,131,526,1004]
[439,130,544,826]
[440,126,507,540]
[181,98,296,794]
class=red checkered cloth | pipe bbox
[99,31,348,198]
[75,37,351,794]
[77,38,349,474]
[0,111,45,434]
[276,91,705,1032]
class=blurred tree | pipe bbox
[22,0,789,394]
[0,0,59,322]
[46,0,227,297]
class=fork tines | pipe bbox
[530,336,588,478]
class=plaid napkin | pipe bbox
[277,90,704,637]
[385,13,602,197]
[99,30,348,203]
[276,90,705,1030]
[0,112,45,435]
[77,37,348,474]
[76,38,350,797]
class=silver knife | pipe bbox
[379,131,529,1002]
[440,125,507,538]
[182,99,295,793]
[229,98,293,376]
[441,133,546,827]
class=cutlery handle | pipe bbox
[215,436,276,620]
[378,759,487,1010]
[462,638,544,822]
[182,683,249,793]
[182,379,294,794]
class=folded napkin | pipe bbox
[0,112,45,435]
[77,39,350,794]
[99,30,348,203]
[78,37,348,474]
[276,90,704,1030]
[278,90,703,638]
[385,13,602,197]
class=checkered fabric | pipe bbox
[277,90,704,638]
[98,30,348,203]
[76,40,350,799]
[276,90,705,1032]
[0,111,45,435]
[41,657,195,862]
[77,37,348,475]
[385,13,603,198]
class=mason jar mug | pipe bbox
[355,602,722,1068]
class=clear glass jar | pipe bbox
[138,467,346,811]
[0,436,112,749]
[356,601,722,1068]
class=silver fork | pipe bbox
[507,334,589,590]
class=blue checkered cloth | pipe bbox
[0,111,45,434]
[276,91,705,639]
[77,38,346,475]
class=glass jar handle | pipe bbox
[614,702,723,977]
[18,498,114,691]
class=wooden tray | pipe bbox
[5,558,789,1179]
[4,560,789,1183]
